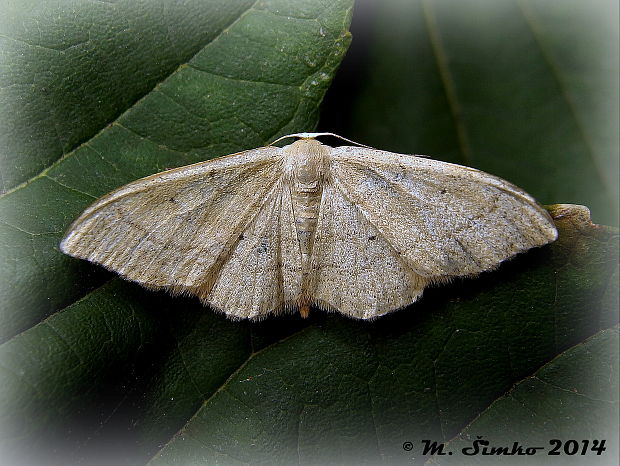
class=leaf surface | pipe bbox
[427,326,619,465]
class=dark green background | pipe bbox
[0,1,618,465]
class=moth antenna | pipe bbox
[269,132,374,149]
[269,132,430,158]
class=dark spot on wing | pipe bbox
[257,238,269,253]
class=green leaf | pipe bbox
[0,0,353,340]
[1,1,619,465]
[427,326,619,465]
[1,0,257,191]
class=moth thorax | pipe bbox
[282,139,329,191]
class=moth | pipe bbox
[61,132,557,320]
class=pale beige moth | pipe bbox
[60,133,557,320]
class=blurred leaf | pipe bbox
[320,0,619,226]
[427,326,619,466]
